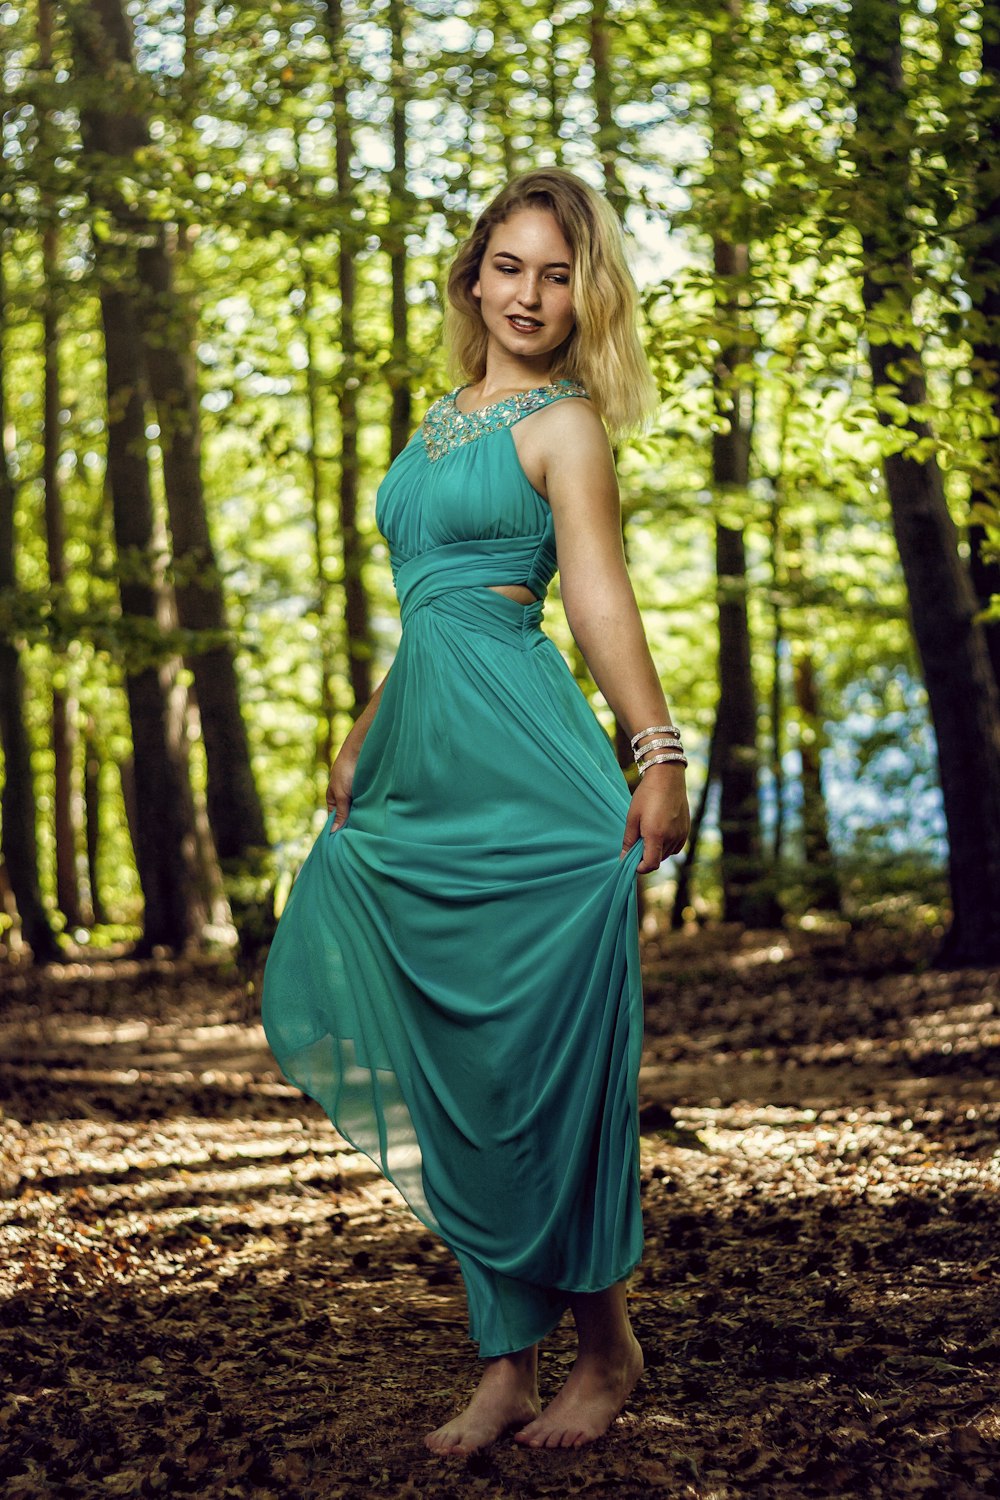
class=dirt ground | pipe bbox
[0,921,998,1499]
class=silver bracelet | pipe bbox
[633,736,681,755]
[631,723,681,750]
[637,752,688,775]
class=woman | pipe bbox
[261,167,690,1455]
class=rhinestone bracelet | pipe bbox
[633,736,681,755]
[631,724,681,750]
[637,751,688,775]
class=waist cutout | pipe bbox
[395,538,552,646]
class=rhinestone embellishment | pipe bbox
[421,379,588,462]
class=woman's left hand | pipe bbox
[620,764,691,874]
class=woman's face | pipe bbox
[472,207,575,367]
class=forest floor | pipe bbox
[0,920,998,1500]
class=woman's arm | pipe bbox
[327,666,392,829]
[540,400,691,874]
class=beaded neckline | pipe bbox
[421,378,588,463]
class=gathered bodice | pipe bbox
[375,380,588,621]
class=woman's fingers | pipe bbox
[626,814,688,872]
[327,777,352,833]
[620,806,642,861]
[329,801,350,834]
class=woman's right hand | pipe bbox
[327,744,358,832]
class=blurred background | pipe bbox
[1,0,998,964]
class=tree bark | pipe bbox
[38,0,83,929]
[98,278,206,951]
[387,0,413,463]
[547,0,564,156]
[586,0,645,794]
[68,0,267,875]
[67,0,207,951]
[792,649,841,912]
[967,0,1000,695]
[671,708,724,930]
[83,723,107,926]
[297,242,339,770]
[708,2,777,926]
[0,240,61,962]
[785,523,840,911]
[849,0,1000,963]
[324,0,373,718]
[136,230,269,864]
[589,0,629,217]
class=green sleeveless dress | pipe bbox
[261,380,645,1357]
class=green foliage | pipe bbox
[3,0,997,936]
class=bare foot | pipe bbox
[425,1352,540,1456]
[513,1335,643,1449]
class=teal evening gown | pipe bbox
[261,379,645,1357]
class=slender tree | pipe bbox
[66,0,207,951]
[710,0,776,924]
[323,0,373,718]
[137,228,269,868]
[38,0,83,928]
[0,240,61,962]
[297,232,339,769]
[590,0,629,217]
[387,0,413,463]
[966,0,1000,693]
[849,0,1000,962]
[72,0,268,878]
[586,0,640,776]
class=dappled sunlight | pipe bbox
[1,927,998,1496]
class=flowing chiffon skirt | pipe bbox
[261,385,645,1356]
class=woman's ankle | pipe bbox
[481,1344,538,1382]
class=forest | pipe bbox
[1,3,1000,1496]
[0,0,998,964]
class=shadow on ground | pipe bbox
[0,923,998,1498]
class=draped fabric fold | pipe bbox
[261,383,645,1356]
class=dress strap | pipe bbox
[422,379,588,463]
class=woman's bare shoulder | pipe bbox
[532,393,610,456]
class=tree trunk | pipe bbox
[324,0,374,718]
[97,277,206,951]
[136,229,269,865]
[785,524,840,911]
[712,243,775,924]
[849,0,1000,964]
[298,244,339,770]
[587,0,642,792]
[792,649,841,912]
[83,723,107,926]
[967,0,1000,695]
[67,0,207,951]
[69,0,267,882]
[589,0,629,217]
[387,0,413,463]
[0,240,61,963]
[42,262,82,928]
[709,4,777,926]
[671,708,724,930]
[38,0,83,929]
[768,487,786,864]
[547,0,564,155]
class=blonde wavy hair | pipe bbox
[444,168,659,440]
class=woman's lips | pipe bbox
[507,316,543,333]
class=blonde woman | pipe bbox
[262,168,690,1454]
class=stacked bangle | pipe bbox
[631,723,688,775]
